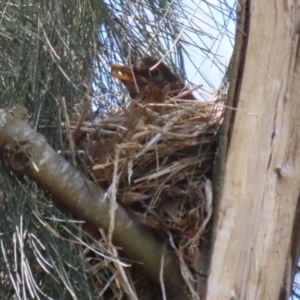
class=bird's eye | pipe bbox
[149,69,160,78]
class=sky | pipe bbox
[179,0,236,92]
[95,0,237,105]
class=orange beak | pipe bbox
[110,64,147,83]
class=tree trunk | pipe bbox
[207,0,300,299]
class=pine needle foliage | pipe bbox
[0,0,236,299]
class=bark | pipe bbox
[207,0,300,299]
[0,106,189,300]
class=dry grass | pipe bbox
[71,90,225,264]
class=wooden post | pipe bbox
[206,1,300,299]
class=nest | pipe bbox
[71,86,225,263]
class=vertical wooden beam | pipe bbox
[206,0,300,299]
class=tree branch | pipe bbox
[0,106,189,300]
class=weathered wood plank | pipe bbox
[206,1,300,299]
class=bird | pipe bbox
[110,56,197,100]
[90,57,197,182]
[90,84,170,182]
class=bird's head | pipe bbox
[110,56,196,99]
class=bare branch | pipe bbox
[0,106,189,300]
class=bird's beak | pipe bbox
[110,64,146,83]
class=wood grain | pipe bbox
[206,0,300,299]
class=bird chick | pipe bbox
[110,56,196,100]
